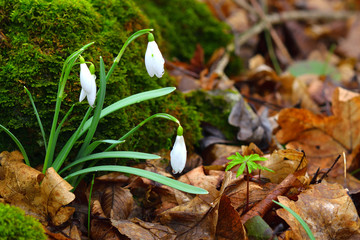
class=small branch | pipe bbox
[240,168,306,223]
[249,0,293,64]
[234,10,355,54]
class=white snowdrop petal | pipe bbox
[79,89,86,102]
[86,75,97,107]
[80,64,97,107]
[170,135,187,174]
[80,63,93,93]
[145,41,164,78]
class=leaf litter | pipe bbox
[2,0,360,239]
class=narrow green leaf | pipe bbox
[59,151,160,174]
[236,163,246,177]
[52,107,93,171]
[0,124,30,166]
[273,200,315,240]
[80,87,176,136]
[105,113,179,152]
[225,161,240,171]
[24,87,47,150]
[64,165,208,194]
[84,140,125,156]
[258,165,274,173]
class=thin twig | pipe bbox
[249,0,293,64]
[318,154,341,183]
[234,10,355,54]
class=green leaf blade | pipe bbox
[64,166,208,195]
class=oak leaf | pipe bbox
[276,87,360,173]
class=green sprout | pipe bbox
[226,153,274,212]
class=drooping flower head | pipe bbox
[79,56,97,107]
[170,126,187,174]
[145,33,165,78]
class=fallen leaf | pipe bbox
[0,151,75,226]
[159,172,232,239]
[277,181,360,240]
[240,167,307,223]
[216,195,246,240]
[275,87,360,173]
[228,96,272,144]
[111,218,176,240]
[262,149,307,183]
[224,177,277,215]
[101,184,133,220]
[91,219,121,240]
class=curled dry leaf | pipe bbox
[277,181,360,240]
[262,149,308,183]
[276,87,360,173]
[228,96,272,145]
[0,151,75,226]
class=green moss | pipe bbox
[134,0,232,61]
[0,0,202,164]
[0,203,46,240]
[186,90,238,140]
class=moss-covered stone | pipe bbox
[186,90,239,140]
[0,203,47,240]
[134,0,232,61]
[0,0,229,164]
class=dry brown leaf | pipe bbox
[62,224,81,240]
[152,185,192,215]
[241,168,307,224]
[111,218,176,240]
[291,77,320,113]
[101,184,133,220]
[91,219,121,240]
[0,151,75,226]
[159,172,232,239]
[277,181,360,240]
[215,195,246,240]
[224,177,277,215]
[262,149,307,183]
[276,87,360,173]
[178,166,223,199]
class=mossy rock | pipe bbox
[186,90,239,140]
[0,0,229,165]
[0,203,47,240]
[134,0,232,61]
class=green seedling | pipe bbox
[226,153,274,213]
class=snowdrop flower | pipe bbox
[170,126,187,174]
[145,33,165,78]
[79,56,97,107]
